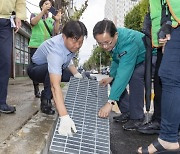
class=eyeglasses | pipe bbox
[97,37,114,47]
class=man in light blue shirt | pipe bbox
[32,34,75,75]
[27,20,87,136]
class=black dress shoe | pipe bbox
[122,118,144,130]
[113,112,130,123]
[35,92,41,98]
[137,120,160,134]
[40,99,55,115]
[0,104,16,114]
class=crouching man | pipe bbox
[27,20,87,136]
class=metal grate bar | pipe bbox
[49,77,110,154]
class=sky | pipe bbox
[26,0,106,65]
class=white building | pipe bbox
[105,0,141,27]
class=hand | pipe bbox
[99,77,113,86]
[159,34,170,53]
[58,115,77,136]
[158,21,172,40]
[159,34,171,43]
[98,102,113,118]
[74,72,83,78]
[14,18,21,33]
[53,9,63,21]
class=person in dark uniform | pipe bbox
[0,0,26,114]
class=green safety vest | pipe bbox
[29,15,54,48]
[149,0,180,47]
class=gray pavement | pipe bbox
[0,77,68,154]
[0,76,158,154]
[109,112,157,154]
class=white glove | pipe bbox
[58,115,77,136]
[74,72,83,78]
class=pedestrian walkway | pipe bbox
[0,77,68,154]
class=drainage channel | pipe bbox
[49,77,110,154]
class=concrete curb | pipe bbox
[0,112,57,154]
[0,78,69,154]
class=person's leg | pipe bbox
[123,62,145,130]
[33,81,41,98]
[29,48,41,98]
[61,68,73,82]
[158,27,180,143]
[0,19,16,113]
[27,63,55,115]
[152,48,163,122]
[109,73,130,123]
[113,89,130,123]
[137,49,162,134]
[137,26,180,154]
[129,63,145,120]
[117,89,129,113]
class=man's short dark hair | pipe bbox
[39,0,54,10]
[93,19,117,38]
[62,20,88,39]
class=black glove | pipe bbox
[158,21,172,39]
[82,71,97,80]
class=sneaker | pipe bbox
[137,120,160,134]
[113,112,130,123]
[0,104,16,114]
[123,118,144,131]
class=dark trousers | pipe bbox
[159,26,180,142]
[117,56,157,119]
[27,63,73,99]
[117,62,145,119]
[152,48,163,122]
[29,48,39,88]
[0,19,13,105]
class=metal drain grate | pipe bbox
[49,77,110,154]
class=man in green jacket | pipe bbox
[93,19,156,130]
[137,0,180,153]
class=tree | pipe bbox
[70,0,88,20]
[124,0,149,31]
[55,0,89,67]
[83,46,111,71]
[55,0,88,27]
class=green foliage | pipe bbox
[58,0,88,66]
[70,0,88,20]
[124,0,149,31]
[59,0,88,29]
[83,46,111,71]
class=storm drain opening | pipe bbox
[49,77,110,154]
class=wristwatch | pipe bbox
[108,100,115,105]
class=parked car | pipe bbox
[101,67,110,75]
[91,69,98,74]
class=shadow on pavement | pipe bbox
[110,112,158,154]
